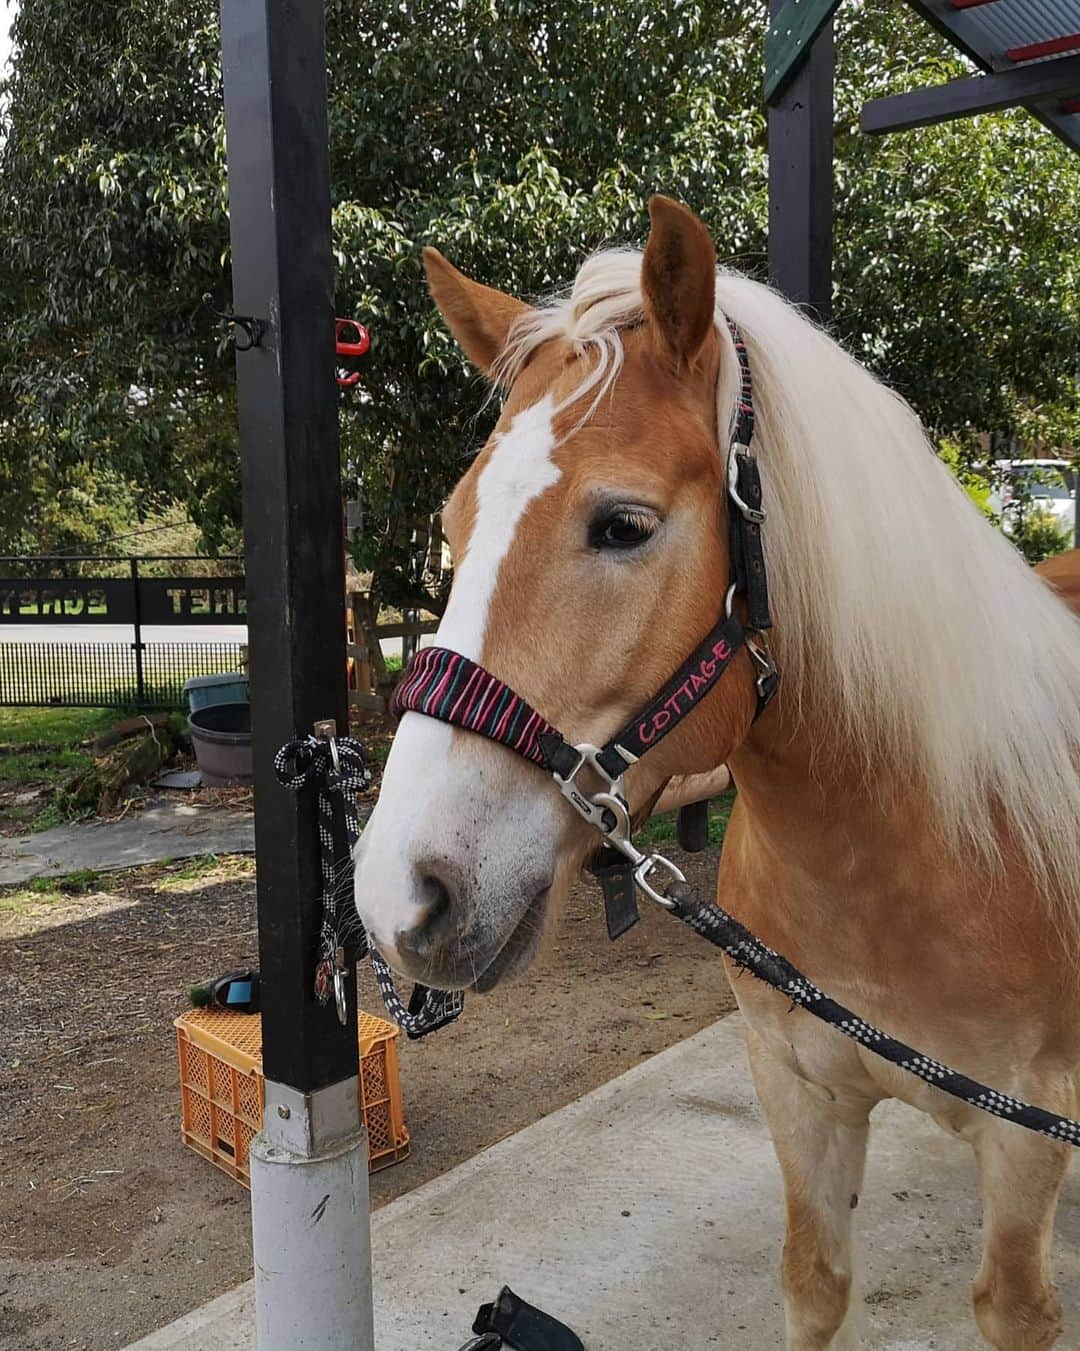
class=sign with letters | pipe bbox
[0,576,246,625]
[138,578,247,624]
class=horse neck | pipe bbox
[721,649,1080,1043]
[723,668,1043,938]
[727,686,928,877]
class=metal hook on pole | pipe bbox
[203,293,267,351]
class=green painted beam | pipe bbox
[765,0,843,104]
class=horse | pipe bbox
[354,197,1080,1349]
[1040,548,1080,614]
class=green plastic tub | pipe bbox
[183,673,249,713]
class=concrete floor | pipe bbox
[126,1017,1080,1350]
[0,798,254,884]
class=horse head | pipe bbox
[353,198,759,990]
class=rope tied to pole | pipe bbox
[274,732,464,1039]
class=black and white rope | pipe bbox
[366,946,465,1041]
[666,882,1080,1149]
[273,735,464,1039]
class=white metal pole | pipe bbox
[251,1078,374,1350]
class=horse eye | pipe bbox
[591,510,658,551]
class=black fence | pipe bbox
[0,556,246,710]
[0,640,247,709]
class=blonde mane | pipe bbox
[495,248,1080,912]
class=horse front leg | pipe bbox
[747,1026,874,1351]
[971,1102,1071,1350]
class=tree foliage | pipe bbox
[0,4,237,556]
[1,0,1077,597]
[832,14,1080,452]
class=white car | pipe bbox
[991,459,1076,543]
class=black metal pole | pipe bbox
[220,0,357,1092]
[767,1,834,321]
[130,557,145,706]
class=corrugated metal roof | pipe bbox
[908,0,1080,152]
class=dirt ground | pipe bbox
[0,844,736,1350]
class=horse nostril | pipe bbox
[401,865,458,959]
[419,870,453,929]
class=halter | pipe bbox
[393,318,778,929]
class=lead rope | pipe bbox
[661,880,1080,1148]
[273,733,463,1040]
[269,727,1080,1148]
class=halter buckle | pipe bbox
[728,443,766,525]
[551,743,630,836]
[746,631,779,703]
[550,744,686,911]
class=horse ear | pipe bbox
[641,196,716,365]
[422,248,532,377]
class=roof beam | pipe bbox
[1006,33,1080,62]
[862,51,1080,134]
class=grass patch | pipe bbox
[0,745,95,785]
[0,706,137,831]
[155,853,255,893]
[0,706,125,747]
[637,791,736,849]
[0,869,103,912]
[0,887,58,914]
[29,868,101,894]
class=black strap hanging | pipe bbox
[728,450,772,634]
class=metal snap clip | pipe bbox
[333,946,348,1026]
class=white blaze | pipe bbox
[436,393,560,658]
[353,396,563,954]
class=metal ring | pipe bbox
[634,853,685,909]
[333,964,348,1026]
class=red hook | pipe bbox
[335,318,370,388]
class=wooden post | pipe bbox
[767,0,835,321]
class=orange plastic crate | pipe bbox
[175,1006,409,1187]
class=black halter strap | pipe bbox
[724,319,772,636]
